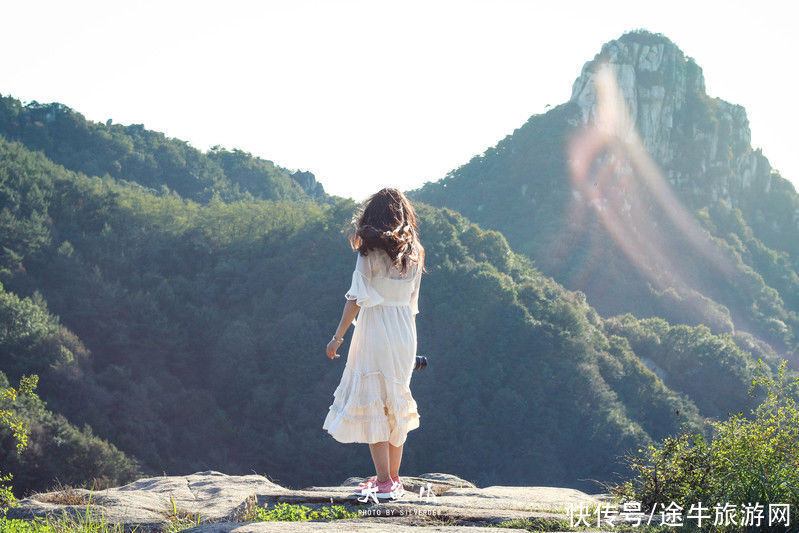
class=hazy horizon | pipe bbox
[2,0,795,202]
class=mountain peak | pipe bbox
[568,30,740,174]
[570,30,706,118]
[564,32,794,257]
[616,29,677,47]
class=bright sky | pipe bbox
[2,0,796,203]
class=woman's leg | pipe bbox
[388,443,403,478]
[368,442,391,482]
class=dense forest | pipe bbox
[0,95,330,205]
[1,29,797,498]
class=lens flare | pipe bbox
[566,62,739,327]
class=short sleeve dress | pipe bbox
[322,248,423,447]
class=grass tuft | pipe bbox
[242,501,358,522]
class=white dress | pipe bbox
[323,247,423,447]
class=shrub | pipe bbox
[1,375,38,512]
[606,359,799,528]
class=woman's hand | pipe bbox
[326,338,342,359]
[328,300,359,360]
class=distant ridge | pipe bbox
[0,95,331,203]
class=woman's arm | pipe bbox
[326,299,360,359]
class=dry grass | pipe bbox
[32,480,90,505]
[160,495,203,533]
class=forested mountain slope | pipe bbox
[409,30,799,361]
[0,282,141,496]
[0,95,330,204]
[0,131,789,494]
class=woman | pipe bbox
[322,187,426,500]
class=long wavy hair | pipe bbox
[349,188,426,276]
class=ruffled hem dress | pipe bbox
[323,248,423,447]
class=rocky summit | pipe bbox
[6,471,618,532]
[570,31,779,210]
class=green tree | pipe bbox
[0,374,38,512]
[608,359,799,520]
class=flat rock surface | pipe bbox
[180,520,529,532]
[6,471,615,532]
[7,471,290,529]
